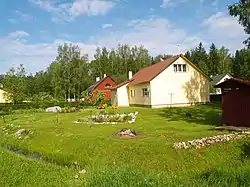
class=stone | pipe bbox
[173,132,249,150]
[117,128,137,137]
[45,106,62,113]
[15,129,29,137]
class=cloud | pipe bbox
[160,0,171,8]
[8,31,30,38]
[161,0,190,8]
[102,23,113,28]
[93,18,204,56]
[29,0,116,22]
[202,12,247,50]
[0,31,97,73]
[0,14,247,74]
[8,10,34,23]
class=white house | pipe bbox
[210,74,233,95]
[111,54,210,108]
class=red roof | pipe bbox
[128,55,180,85]
[112,54,209,88]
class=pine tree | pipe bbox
[208,43,220,76]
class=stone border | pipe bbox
[173,132,250,150]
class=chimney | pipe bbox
[96,77,100,82]
[128,71,133,80]
[104,74,107,78]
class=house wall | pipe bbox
[150,57,210,108]
[92,77,116,100]
[111,84,130,107]
[128,82,151,106]
[111,90,118,105]
[0,89,9,103]
[117,84,129,106]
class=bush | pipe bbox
[0,101,91,111]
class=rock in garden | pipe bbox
[117,128,137,137]
[45,106,62,113]
[15,129,29,137]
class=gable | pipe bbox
[150,55,209,83]
[94,76,116,90]
[179,55,210,80]
[86,76,116,92]
[216,74,232,85]
[128,54,209,86]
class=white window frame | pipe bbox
[130,89,135,97]
[142,88,149,97]
[173,64,188,73]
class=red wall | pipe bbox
[92,77,116,100]
[222,85,250,126]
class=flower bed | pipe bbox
[77,112,138,124]
[173,132,250,150]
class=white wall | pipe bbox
[150,57,210,108]
[117,84,129,106]
[128,83,151,106]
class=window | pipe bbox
[182,64,187,72]
[178,64,182,72]
[174,64,188,73]
[105,83,111,88]
[142,88,149,97]
[131,89,135,97]
[174,64,177,72]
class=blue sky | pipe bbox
[0,0,247,73]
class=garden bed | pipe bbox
[76,112,138,124]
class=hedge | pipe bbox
[0,100,112,111]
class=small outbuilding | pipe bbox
[215,78,250,126]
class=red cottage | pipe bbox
[86,75,116,100]
[215,78,250,127]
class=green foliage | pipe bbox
[229,0,250,46]
[232,49,250,78]
[208,43,220,76]
[31,92,54,101]
[185,42,234,77]
[3,64,27,103]
[60,106,79,113]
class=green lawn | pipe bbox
[1,103,250,186]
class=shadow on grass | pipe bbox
[240,141,250,162]
[158,103,222,126]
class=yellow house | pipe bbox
[111,54,210,108]
[0,88,10,103]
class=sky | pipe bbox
[0,0,247,73]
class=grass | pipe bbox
[0,103,250,186]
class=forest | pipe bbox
[1,41,250,103]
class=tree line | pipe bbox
[1,41,250,103]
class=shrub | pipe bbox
[0,101,91,111]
